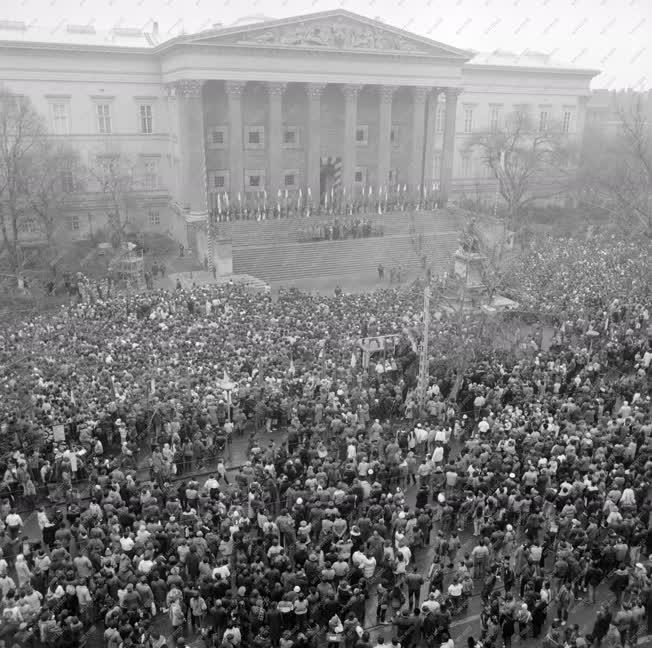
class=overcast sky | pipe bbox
[5,0,651,89]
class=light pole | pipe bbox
[417,285,431,417]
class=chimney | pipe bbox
[152,21,159,38]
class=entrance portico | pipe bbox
[161,10,472,219]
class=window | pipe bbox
[283,170,299,188]
[562,110,573,133]
[282,126,300,148]
[355,125,369,146]
[61,170,74,193]
[142,159,158,191]
[390,125,400,147]
[140,104,153,134]
[67,215,80,231]
[97,157,117,187]
[19,218,39,233]
[489,106,501,132]
[96,103,112,134]
[245,170,265,190]
[50,102,70,135]
[148,209,160,226]
[539,110,548,132]
[354,166,367,185]
[208,127,227,149]
[210,171,229,191]
[461,155,471,177]
[246,127,265,150]
[435,104,445,132]
[463,108,474,133]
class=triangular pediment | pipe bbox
[185,10,472,59]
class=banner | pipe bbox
[53,424,66,442]
[358,334,401,354]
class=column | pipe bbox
[439,88,462,204]
[423,88,442,190]
[267,82,286,193]
[305,83,325,203]
[342,84,362,192]
[225,80,246,197]
[408,87,429,191]
[377,85,397,188]
[171,79,206,214]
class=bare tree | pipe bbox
[468,110,576,230]
[578,98,652,237]
[28,143,84,248]
[88,153,137,248]
[0,89,48,280]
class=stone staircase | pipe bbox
[232,230,459,282]
[227,209,459,248]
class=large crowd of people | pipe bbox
[0,233,650,648]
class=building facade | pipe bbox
[0,10,598,247]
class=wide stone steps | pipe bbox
[232,231,459,282]
[226,210,458,248]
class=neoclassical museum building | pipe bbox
[0,10,598,262]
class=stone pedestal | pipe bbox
[453,250,486,289]
[213,238,233,276]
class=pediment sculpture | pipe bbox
[238,19,429,53]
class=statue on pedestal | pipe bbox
[459,219,482,254]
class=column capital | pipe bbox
[445,87,463,100]
[166,80,204,98]
[379,85,398,104]
[267,82,287,98]
[342,84,363,100]
[225,81,247,98]
[413,87,430,104]
[306,83,327,99]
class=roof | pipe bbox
[0,13,595,76]
[465,49,599,76]
[0,11,472,59]
[0,21,155,48]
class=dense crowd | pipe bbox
[0,234,650,648]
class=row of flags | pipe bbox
[207,183,442,221]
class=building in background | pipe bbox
[0,10,598,250]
